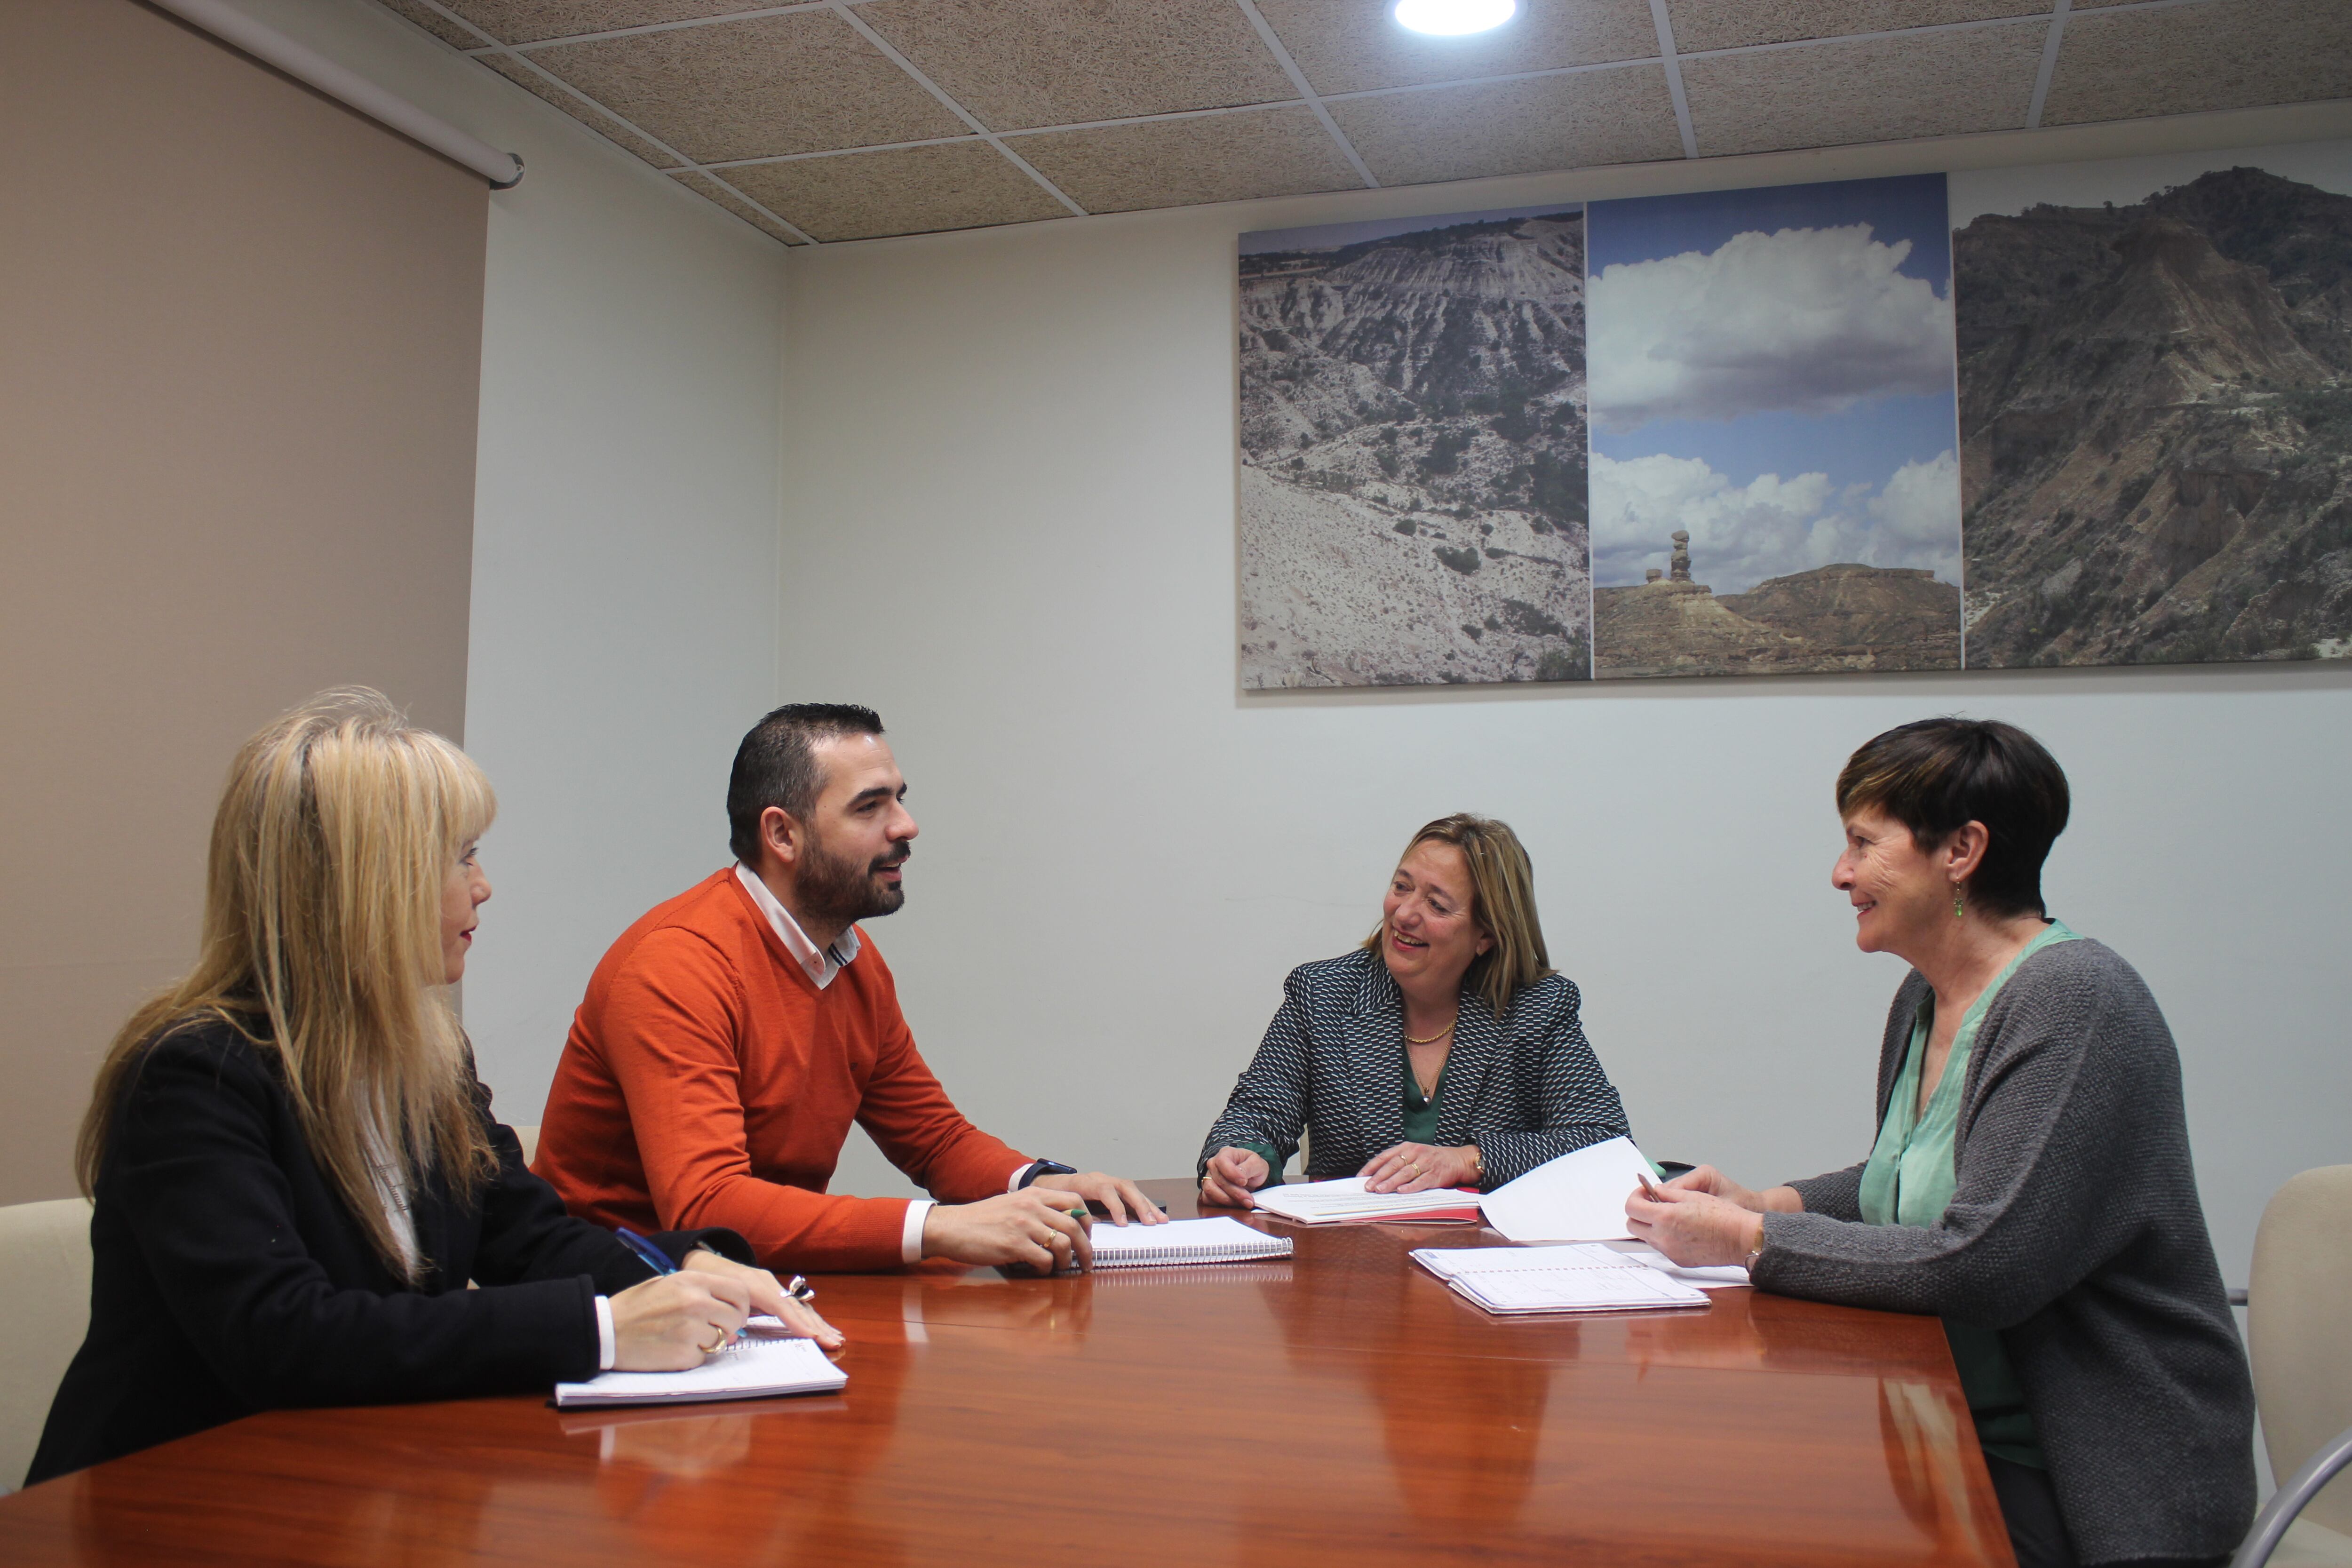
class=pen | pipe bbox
[1636,1171,1666,1203]
[1065,1206,1091,1272]
[615,1226,677,1275]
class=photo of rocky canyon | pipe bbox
[1238,206,1592,688]
[1952,154,2352,667]
[1235,143,2352,687]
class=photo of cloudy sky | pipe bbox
[1586,175,1963,598]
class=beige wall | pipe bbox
[0,0,486,1202]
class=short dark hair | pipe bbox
[1836,718,2070,919]
[726,703,884,866]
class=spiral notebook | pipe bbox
[554,1324,847,1407]
[1088,1216,1294,1268]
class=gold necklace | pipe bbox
[1404,1019,1456,1045]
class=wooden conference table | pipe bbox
[2,1179,2010,1567]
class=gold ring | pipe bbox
[700,1335,727,1354]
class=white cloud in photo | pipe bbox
[1593,449,1959,595]
[1589,224,1955,432]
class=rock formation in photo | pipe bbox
[1955,167,2352,667]
[1239,212,1590,687]
[1595,537,1960,678]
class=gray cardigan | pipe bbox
[1198,947,1629,1188]
[1759,939,2254,1565]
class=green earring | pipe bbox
[1952,884,1966,919]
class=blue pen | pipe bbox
[614,1226,677,1275]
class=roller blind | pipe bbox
[0,0,487,1201]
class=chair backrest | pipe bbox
[0,1198,95,1492]
[2249,1165,2352,1536]
[510,1123,540,1167]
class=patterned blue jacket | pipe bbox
[1197,946,1631,1189]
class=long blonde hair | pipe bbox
[77,688,497,1281]
[1362,813,1555,1021]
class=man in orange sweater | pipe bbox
[534,703,1163,1274]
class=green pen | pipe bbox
[1065,1206,1091,1271]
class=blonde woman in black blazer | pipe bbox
[1199,814,1629,1205]
[31,691,838,1483]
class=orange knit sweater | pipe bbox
[534,870,1029,1272]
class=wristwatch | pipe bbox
[1017,1159,1077,1189]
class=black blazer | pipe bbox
[28,1017,749,1484]
[1197,947,1631,1188]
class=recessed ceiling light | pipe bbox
[1393,0,1517,36]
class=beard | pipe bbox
[795,827,908,927]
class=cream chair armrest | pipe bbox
[2237,1425,2352,1568]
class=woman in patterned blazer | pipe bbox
[1198,813,1629,1206]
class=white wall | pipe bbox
[241,0,788,1116]
[779,106,2352,1293]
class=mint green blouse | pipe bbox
[1859,918,2081,1469]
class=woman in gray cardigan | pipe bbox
[1198,813,1629,1205]
[1629,719,2254,1568]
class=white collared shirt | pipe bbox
[734,862,861,988]
[735,862,1023,1260]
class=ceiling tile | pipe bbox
[376,0,490,49]
[671,170,808,243]
[522,10,968,163]
[856,0,1296,132]
[1011,106,1361,214]
[724,142,1068,241]
[478,51,680,165]
[1681,24,2043,156]
[1255,0,1660,96]
[1666,0,2047,55]
[2042,0,2352,125]
[435,2,763,48]
[1328,67,1684,186]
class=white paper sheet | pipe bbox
[1247,1176,1481,1225]
[1475,1136,1657,1242]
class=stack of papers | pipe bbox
[1619,1244,1751,1289]
[1476,1136,1658,1242]
[1247,1177,1482,1225]
[1411,1244,1711,1315]
[555,1323,847,1408]
[1088,1216,1294,1267]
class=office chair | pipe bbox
[2233,1165,2352,1568]
[0,1198,95,1492]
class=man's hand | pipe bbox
[922,1189,1094,1271]
[1200,1147,1269,1208]
[1359,1142,1479,1194]
[1038,1170,1168,1227]
[679,1249,843,1349]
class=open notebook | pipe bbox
[1411,1244,1711,1315]
[1089,1216,1294,1267]
[554,1321,847,1408]
[1246,1177,1480,1225]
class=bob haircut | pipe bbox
[1362,813,1555,1021]
[77,689,497,1281]
[1836,717,2071,919]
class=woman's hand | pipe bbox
[1663,1163,1763,1206]
[608,1271,755,1371]
[1662,1166,1803,1215]
[1626,1185,1764,1267]
[1360,1142,1478,1194]
[1200,1147,1269,1208]
[679,1249,844,1350]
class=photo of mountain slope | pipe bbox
[1953,158,2352,666]
[1237,207,1591,688]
